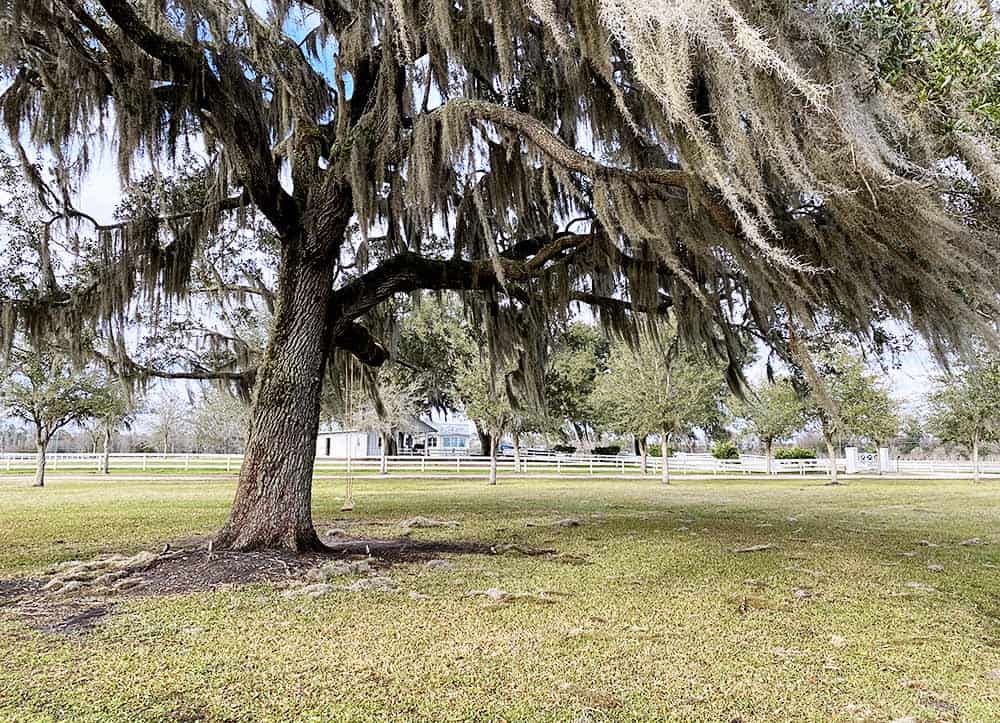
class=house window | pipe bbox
[443,436,467,449]
[427,436,438,448]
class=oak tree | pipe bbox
[0,349,106,486]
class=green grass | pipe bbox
[1,473,999,721]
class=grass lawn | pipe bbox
[1,473,999,722]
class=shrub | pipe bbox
[711,440,740,460]
[593,445,622,456]
[553,444,576,454]
[774,447,817,460]
[646,445,672,457]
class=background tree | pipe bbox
[91,383,139,474]
[592,337,727,484]
[393,298,476,415]
[800,349,900,484]
[0,349,105,486]
[189,389,249,454]
[545,323,609,447]
[738,379,806,475]
[149,392,192,455]
[928,356,1000,483]
[4,1,1000,550]
[456,354,514,487]
[895,414,928,457]
[352,369,423,475]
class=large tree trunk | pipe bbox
[214,229,341,552]
[512,431,521,474]
[972,432,981,484]
[102,425,112,475]
[765,438,773,476]
[33,432,48,488]
[825,435,840,485]
[661,431,671,485]
[639,435,648,475]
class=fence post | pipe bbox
[184,454,190,471]
[456,456,461,473]
[589,458,594,476]
[142,454,147,472]
[421,457,426,473]
[557,458,561,475]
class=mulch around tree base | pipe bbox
[0,525,558,635]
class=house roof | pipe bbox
[435,421,474,437]
[404,416,438,434]
[318,416,439,435]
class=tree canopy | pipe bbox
[0,348,110,486]
[737,378,807,474]
[591,334,727,482]
[800,347,900,482]
[545,322,610,443]
[927,354,1000,481]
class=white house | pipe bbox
[316,417,474,458]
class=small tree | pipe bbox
[592,339,727,484]
[0,350,104,486]
[92,384,138,474]
[545,323,610,446]
[457,355,513,487]
[149,392,191,455]
[801,350,899,484]
[591,345,654,474]
[895,414,927,456]
[738,379,806,475]
[189,389,248,455]
[928,356,1000,483]
[354,370,423,475]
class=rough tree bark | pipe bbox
[512,431,522,474]
[214,220,345,551]
[765,438,773,476]
[639,436,648,475]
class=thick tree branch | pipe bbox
[448,99,689,190]
[93,348,256,383]
[95,0,300,235]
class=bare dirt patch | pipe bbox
[0,528,560,634]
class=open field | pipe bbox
[1,473,999,722]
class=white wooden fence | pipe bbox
[1,451,996,478]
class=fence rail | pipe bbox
[3,451,994,478]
